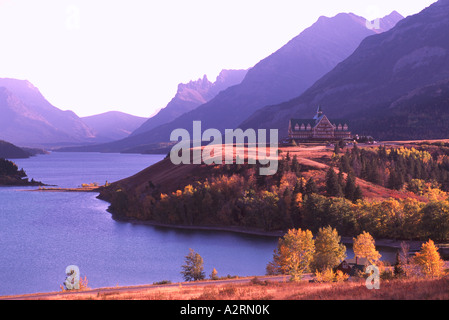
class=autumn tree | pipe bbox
[267,229,315,281]
[413,239,445,277]
[210,268,218,280]
[311,226,347,272]
[181,249,205,281]
[353,231,381,265]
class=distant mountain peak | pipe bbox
[177,75,213,95]
[130,69,248,136]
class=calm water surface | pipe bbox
[0,152,395,296]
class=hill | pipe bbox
[0,158,43,186]
[81,111,147,142]
[0,140,32,159]
[241,0,449,140]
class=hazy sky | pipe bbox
[0,0,437,118]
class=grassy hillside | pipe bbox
[97,141,449,240]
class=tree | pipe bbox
[210,268,218,280]
[325,167,343,197]
[413,239,445,277]
[267,229,315,281]
[311,226,347,272]
[181,249,205,281]
[305,177,317,195]
[291,155,300,174]
[344,173,357,202]
[393,251,405,278]
[353,231,381,265]
[334,143,341,155]
[353,185,364,202]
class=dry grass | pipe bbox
[33,276,449,300]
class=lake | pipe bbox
[0,152,396,296]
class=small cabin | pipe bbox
[336,257,369,276]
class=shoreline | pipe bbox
[25,186,100,192]
[113,217,285,238]
[111,215,429,252]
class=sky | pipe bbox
[0,0,437,118]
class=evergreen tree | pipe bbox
[291,154,300,174]
[344,173,357,202]
[305,177,318,195]
[325,167,343,197]
[353,185,364,202]
[334,143,341,155]
[393,250,405,278]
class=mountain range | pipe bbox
[0,78,150,147]
[0,78,95,147]
[241,0,449,140]
[6,3,445,150]
[131,69,248,136]
[58,10,403,153]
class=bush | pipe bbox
[314,268,349,283]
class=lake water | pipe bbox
[0,152,396,296]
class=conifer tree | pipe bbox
[344,173,357,201]
[305,177,317,195]
[353,185,364,202]
[393,250,405,278]
[325,167,343,197]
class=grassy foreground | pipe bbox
[12,276,449,300]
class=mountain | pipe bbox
[0,78,96,147]
[241,0,449,140]
[59,11,402,153]
[81,111,147,142]
[131,69,248,136]
[0,140,31,159]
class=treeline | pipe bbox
[302,194,449,242]
[112,175,449,240]
[336,145,449,191]
[110,163,305,232]
[0,158,26,178]
[107,146,449,241]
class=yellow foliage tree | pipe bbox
[413,239,445,277]
[267,229,315,281]
[353,231,381,265]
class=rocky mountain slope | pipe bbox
[241,1,449,140]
